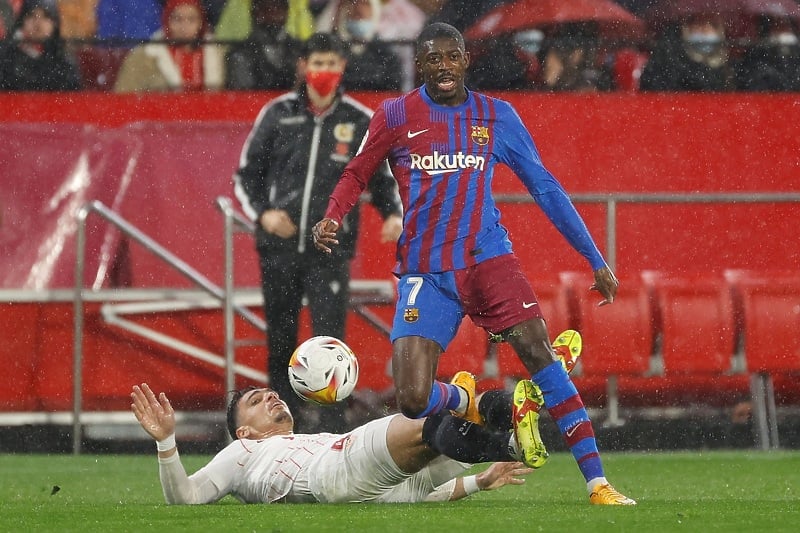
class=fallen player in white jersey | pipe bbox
[131,377,544,504]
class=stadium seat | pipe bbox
[641,271,737,376]
[724,270,800,375]
[560,271,653,377]
[725,269,800,449]
[559,271,655,423]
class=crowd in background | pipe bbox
[0,0,799,92]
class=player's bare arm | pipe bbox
[312,218,340,253]
[590,266,619,307]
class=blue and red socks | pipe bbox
[415,380,464,418]
[532,361,605,483]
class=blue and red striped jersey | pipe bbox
[325,86,606,274]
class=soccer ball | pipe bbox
[288,336,359,405]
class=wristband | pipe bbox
[462,475,480,495]
[156,433,176,452]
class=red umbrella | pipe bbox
[644,0,800,38]
[464,0,646,42]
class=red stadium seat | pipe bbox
[725,269,800,448]
[724,270,800,374]
[560,271,653,377]
[559,271,655,423]
[641,271,737,376]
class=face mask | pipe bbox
[513,29,543,55]
[346,19,374,41]
[306,70,343,97]
[684,32,723,55]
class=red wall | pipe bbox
[3,91,798,286]
[1,92,798,412]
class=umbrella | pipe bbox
[644,0,800,38]
[464,0,646,42]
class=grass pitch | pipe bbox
[1,450,798,532]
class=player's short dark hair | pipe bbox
[301,32,347,59]
[226,386,258,439]
[415,22,465,55]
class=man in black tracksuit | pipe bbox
[234,33,402,433]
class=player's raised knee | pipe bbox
[397,394,430,419]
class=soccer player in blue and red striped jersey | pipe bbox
[313,23,635,505]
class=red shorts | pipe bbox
[454,253,543,334]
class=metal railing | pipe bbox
[72,200,267,453]
[496,191,800,271]
[71,198,394,453]
[71,192,800,453]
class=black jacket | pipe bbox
[736,42,800,92]
[0,37,81,92]
[234,86,402,259]
[225,27,301,91]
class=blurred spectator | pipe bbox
[113,0,224,92]
[0,0,81,90]
[1,0,20,40]
[376,0,427,90]
[286,0,315,41]
[318,0,402,90]
[640,14,736,92]
[215,0,252,41]
[57,0,98,39]
[201,0,226,27]
[427,0,507,32]
[468,29,543,90]
[96,0,162,42]
[536,23,612,92]
[216,0,313,42]
[736,15,800,92]
[469,23,612,92]
[225,0,301,90]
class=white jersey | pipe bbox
[198,432,344,503]
[158,415,470,505]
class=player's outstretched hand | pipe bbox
[131,383,176,442]
[312,218,340,253]
[590,265,619,307]
[476,461,534,491]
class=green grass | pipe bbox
[1,451,798,532]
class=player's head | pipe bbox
[415,22,469,106]
[300,32,348,99]
[226,387,294,439]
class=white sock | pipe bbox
[456,386,469,413]
[587,476,608,493]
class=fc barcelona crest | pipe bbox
[471,125,490,146]
[404,308,419,323]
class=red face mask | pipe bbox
[305,70,343,97]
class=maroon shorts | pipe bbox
[454,253,543,334]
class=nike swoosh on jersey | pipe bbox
[426,168,459,176]
[407,129,429,138]
[522,302,538,308]
[565,424,580,438]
